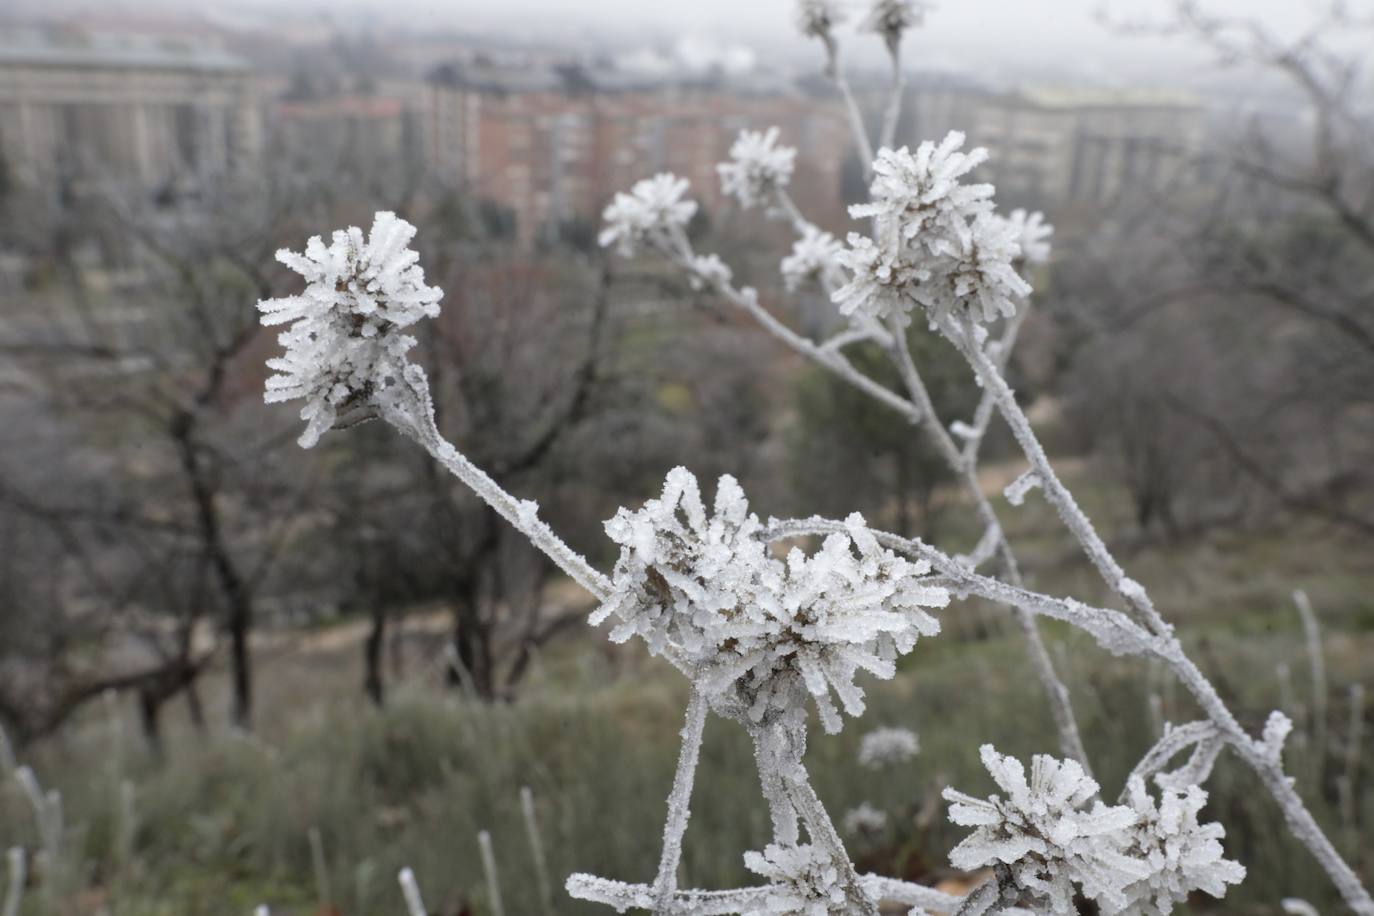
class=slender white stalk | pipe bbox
[2,848,24,916]
[834,71,875,179]
[478,830,506,916]
[1282,900,1321,916]
[1341,684,1365,849]
[308,826,331,909]
[117,779,137,870]
[1294,589,1328,758]
[652,688,708,910]
[781,759,878,915]
[519,787,555,916]
[398,867,428,916]
[879,44,905,152]
[884,313,1091,771]
[380,369,610,600]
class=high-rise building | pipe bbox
[424,59,853,244]
[0,26,261,191]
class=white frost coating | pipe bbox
[689,253,734,291]
[1283,899,1321,916]
[1293,590,1328,755]
[842,802,889,835]
[955,522,1002,572]
[258,211,442,448]
[835,134,1031,326]
[1001,209,1053,266]
[944,746,1147,915]
[949,419,977,440]
[718,127,797,210]
[2,848,24,916]
[398,867,428,916]
[519,787,555,916]
[945,746,1243,916]
[478,830,506,916]
[742,844,856,915]
[653,689,709,908]
[1117,776,1245,914]
[857,726,920,768]
[1002,470,1040,507]
[593,469,947,733]
[781,225,844,292]
[1263,710,1294,763]
[599,173,697,257]
[253,908,269,916]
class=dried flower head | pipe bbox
[1117,777,1245,915]
[858,726,920,768]
[258,211,442,448]
[591,468,947,732]
[831,232,930,326]
[781,225,845,292]
[795,0,846,40]
[842,802,889,836]
[861,0,930,54]
[944,745,1148,914]
[718,127,797,210]
[599,173,697,257]
[1003,208,1053,266]
[743,844,852,915]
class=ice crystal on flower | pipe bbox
[1117,776,1244,914]
[1003,208,1053,266]
[944,745,1148,915]
[598,173,697,257]
[917,211,1032,323]
[743,844,852,915]
[688,253,733,291]
[781,225,844,292]
[842,802,889,835]
[795,0,845,39]
[591,468,947,733]
[858,726,920,768]
[831,233,929,326]
[850,134,993,260]
[718,127,796,210]
[258,211,442,448]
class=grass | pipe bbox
[1,466,1371,915]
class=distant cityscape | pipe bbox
[0,11,1227,247]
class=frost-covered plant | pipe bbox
[1003,208,1053,266]
[592,468,947,733]
[255,0,1374,904]
[598,173,697,257]
[718,127,797,210]
[861,0,929,54]
[857,726,919,768]
[795,0,844,40]
[944,745,1147,914]
[257,211,442,448]
[945,746,1244,915]
[742,844,850,915]
[841,802,888,836]
[781,225,844,292]
[1117,776,1246,914]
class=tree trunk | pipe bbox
[364,605,386,707]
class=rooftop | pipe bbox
[0,26,247,73]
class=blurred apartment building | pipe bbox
[869,76,1206,207]
[0,26,261,191]
[423,58,853,244]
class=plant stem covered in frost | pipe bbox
[520,786,556,916]
[398,867,428,916]
[478,830,506,916]
[934,313,1374,914]
[2,848,24,916]
[1293,589,1328,757]
[653,689,709,909]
